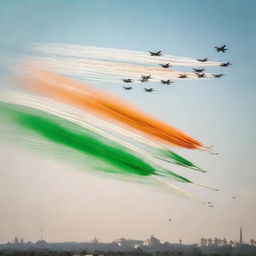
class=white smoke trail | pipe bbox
[31,42,221,67]
[25,56,214,84]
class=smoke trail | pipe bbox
[31,42,221,67]
[1,92,204,172]
[24,56,214,84]
[21,68,207,150]
[0,101,193,184]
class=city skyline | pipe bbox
[3,227,252,245]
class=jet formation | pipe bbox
[122,45,230,92]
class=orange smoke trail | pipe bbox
[21,69,203,149]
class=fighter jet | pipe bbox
[141,75,151,80]
[122,79,133,83]
[196,72,206,78]
[215,45,228,52]
[161,79,173,85]
[220,62,231,67]
[197,58,208,62]
[179,74,187,78]
[140,75,151,82]
[193,68,205,73]
[144,88,154,92]
[159,63,171,69]
[149,51,162,56]
[123,86,132,90]
[212,74,224,78]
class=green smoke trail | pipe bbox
[158,150,204,172]
[0,102,191,183]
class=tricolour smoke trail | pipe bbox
[21,68,207,150]
[1,92,204,172]
[0,101,217,193]
[0,101,192,184]
[32,42,221,67]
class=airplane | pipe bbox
[179,74,187,78]
[141,75,151,80]
[161,79,173,85]
[232,196,237,199]
[209,205,214,208]
[159,63,171,68]
[122,78,133,83]
[168,219,172,222]
[193,68,205,73]
[197,58,208,62]
[123,86,132,90]
[149,51,162,56]
[215,45,228,52]
[212,74,224,78]
[144,88,154,92]
[196,72,206,78]
[140,75,151,82]
[220,62,231,67]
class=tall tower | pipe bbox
[40,228,44,241]
[239,227,243,244]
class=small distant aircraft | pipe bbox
[168,219,172,222]
[140,75,151,82]
[144,88,154,92]
[209,205,214,208]
[179,74,187,78]
[193,68,205,73]
[197,58,208,62]
[232,196,237,199]
[123,86,132,90]
[215,45,228,52]
[212,74,224,78]
[160,63,171,69]
[161,79,173,85]
[149,51,162,56]
[220,62,231,67]
[122,79,133,83]
[196,72,206,78]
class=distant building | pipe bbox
[14,237,19,245]
[240,227,243,244]
[143,235,161,247]
[112,237,143,248]
[91,237,99,243]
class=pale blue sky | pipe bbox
[0,0,255,244]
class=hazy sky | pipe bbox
[0,0,256,244]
